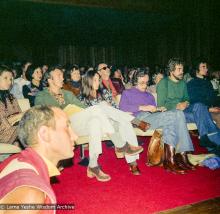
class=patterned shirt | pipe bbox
[79,89,118,109]
[0,97,21,144]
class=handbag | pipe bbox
[146,130,164,166]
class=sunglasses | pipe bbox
[98,65,111,71]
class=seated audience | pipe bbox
[187,59,220,128]
[157,58,220,154]
[80,70,118,109]
[63,64,81,96]
[0,105,77,209]
[22,64,43,106]
[110,66,125,94]
[80,70,150,175]
[35,65,143,181]
[120,70,195,174]
[80,69,149,131]
[0,65,22,145]
[11,60,32,99]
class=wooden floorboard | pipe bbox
[157,197,220,214]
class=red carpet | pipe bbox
[52,136,220,214]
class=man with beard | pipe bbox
[157,58,220,154]
[187,59,220,128]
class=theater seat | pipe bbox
[67,96,198,161]
[0,144,21,162]
[75,123,198,161]
[17,98,31,112]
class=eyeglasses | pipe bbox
[137,81,147,86]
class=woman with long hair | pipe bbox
[0,65,22,145]
[81,69,118,108]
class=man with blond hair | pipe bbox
[0,106,77,213]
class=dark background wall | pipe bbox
[0,0,219,68]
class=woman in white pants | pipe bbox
[77,70,149,177]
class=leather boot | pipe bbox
[184,152,196,170]
[163,144,186,174]
[174,153,190,170]
[129,163,141,175]
[175,153,196,170]
[87,166,111,182]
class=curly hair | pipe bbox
[131,69,149,86]
[167,58,184,76]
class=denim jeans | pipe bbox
[184,103,220,146]
[136,110,194,153]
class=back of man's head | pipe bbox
[18,106,55,147]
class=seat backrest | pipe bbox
[17,99,31,112]
[0,144,21,162]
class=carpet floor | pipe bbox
[52,136,220,214]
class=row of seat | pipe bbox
[0,99,197,161]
